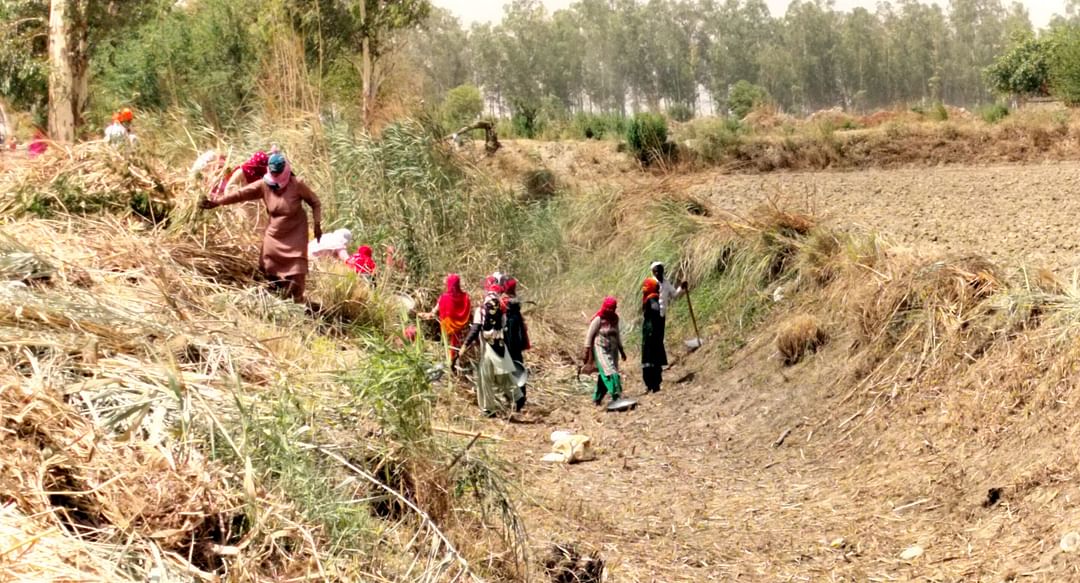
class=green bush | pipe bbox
[0,2,47,114]
[1049,25,1080,105]
[440,84,483,129]
[666,103,694,123]
[511,110,539,138]
[537,95,569,136]
[680,117,745,164]
[977,103,1010,124]
[930,101,949,121]
[985,34,1051,99]
[572,112,627,140]
[727,80,770,119]
[93,0,259,127]
[625,113,670,164]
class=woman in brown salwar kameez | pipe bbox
[200,152,322,302]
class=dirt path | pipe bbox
[494,338,892,582]
[478,162,1080,581]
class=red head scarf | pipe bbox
[504,278,518,296]
[642,277,660,305]
[596,296,619,325]
[240,151,269,184]
[438,274,472,337]
[347,245,376,275]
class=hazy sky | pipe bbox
[432,0,1067,29]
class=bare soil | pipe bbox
[467,161,1080,582]
[688,163,1080,271]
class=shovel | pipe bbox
[684,287,704,351]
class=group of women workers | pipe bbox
[433,273,530,416]
[583,261,687,407]
[197,146,687,415]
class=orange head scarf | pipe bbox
[642,276,660,305]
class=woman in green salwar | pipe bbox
[584,296,627,406]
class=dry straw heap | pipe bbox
[0,143,521,582]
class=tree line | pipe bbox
[408,0,1080,122]
[4,0,1080,141]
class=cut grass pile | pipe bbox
[0,143,527,580]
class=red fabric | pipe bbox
[642,277,660,305]
[484,275,499,292]
[347,245,376,275]
[438,274,472,326]
[500,278,518,313]
[596,296,619,325]
[210,165,233,196]
[240,151,269,184]
[28,131,47,158]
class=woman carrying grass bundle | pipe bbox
[200,152,322,303]
[584,296,627,406]
[464,289,525,416]
[641,261,686,394]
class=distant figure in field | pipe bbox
[27,129,48,158]
[501,277,531,405]
[429,273,472,371]
[104,108,136,147]
[464,286,525,415]
[200,152,323,302]
[224,150,270,190]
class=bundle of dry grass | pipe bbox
[776,314,828,365]
[0,234,54,282]
[0,503,141,582]
[308,261,399,332]
[543,543,604,583]
[0,381,244,575]
[752,202,817,237]
[0,142,180,220]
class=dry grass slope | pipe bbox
[0,143,525,582]
[776,314,828,365]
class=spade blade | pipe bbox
[606,398,638,412]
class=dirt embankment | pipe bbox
[712,122,1080,172]
[479,161,1080,582]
